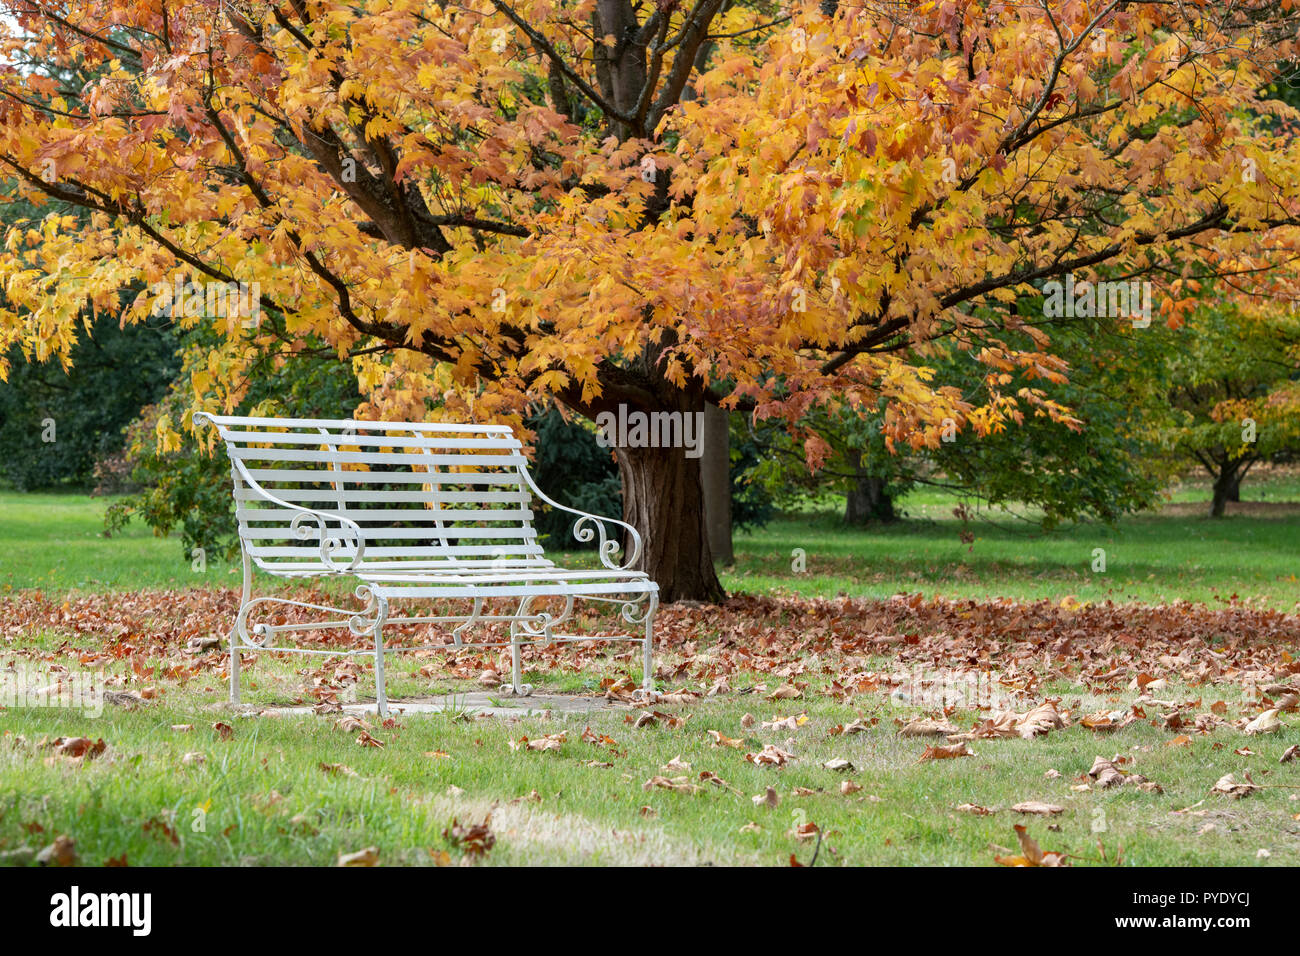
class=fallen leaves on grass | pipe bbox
[789,821,820,842]
[319,762,359,777]
[36,836,77,867]
[643,775,701,795]
[767,684,802,701]
[509,733,566,753]
[337,846,379,867]
[994,825,1068,867]
[898,716,959,738]
[47,737,106,760]
[762,713,808,731]
[707,729,744,748]
[1080,710,1138,733]
[918,742,974,761]
[1012,801,1066,816]
[1243,709,1283,735]
[949,701,1067,742]
[444,817,495,858]
[632,710,688,730]
[1281,745,1299,764]
[956,803,997,815]
[699,771,741,794]
[746,744,794,767]
[1211,772,1260,799]
[212,722,233,740]
[823,758,855,772]
[1087,755,1163,793]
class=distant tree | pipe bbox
[1161,305,1300,517]
[0,311,178,490]
[745,312,1170,530]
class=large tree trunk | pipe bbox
[617,441,725,603]
[700,403,733,566]
[844,453,896,525]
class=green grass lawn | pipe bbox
[4,479,1300,610]
[4,677,1297,867]
[2,481,1299,866]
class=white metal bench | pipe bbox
[194,413,658,715]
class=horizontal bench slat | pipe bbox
[363,581,653,599]
[248,544,545,558]
[243,469,523,485]
[255,558,558,572]
[231,447,524,467]
[360,569,645,583]
[240,526,537,540]
[236,507,535,522]
[203,415,512,432]
[222,431,522,450]
[233,488,531,504]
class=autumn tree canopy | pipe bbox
[3,0,1300,599]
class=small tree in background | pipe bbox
[1161,305,1300,517]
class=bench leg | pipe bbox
[508,629,532,695]
[229,543,252,706]
[373,622,388,719]
[642,601,656,695]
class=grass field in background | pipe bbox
[4,474,1299,609]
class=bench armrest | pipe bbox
[519,466,643,572]
[195,412,367,573]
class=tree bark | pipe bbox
[844,453,896,525]
[700,403,733,565]
[1210,465,1240,518]
[617,440,725,603]
[1209,455,1258,517]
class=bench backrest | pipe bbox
[197,414,545,574]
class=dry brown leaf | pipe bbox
[994,825,1068,867]
[1243,709,1282,735]
[319,762,359,777]
[898,716,959,738]
[707,729,744,748]
[746,744,794,767]
[36,835,77,867]
[1012,801,1066,816]
[642,775,701,795]
[762,713,808,731]
[444,817,495,857]
[918,742,974,761]
[337,846,379,867]
[1211,772,1260,798]
[50,737,106,760]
